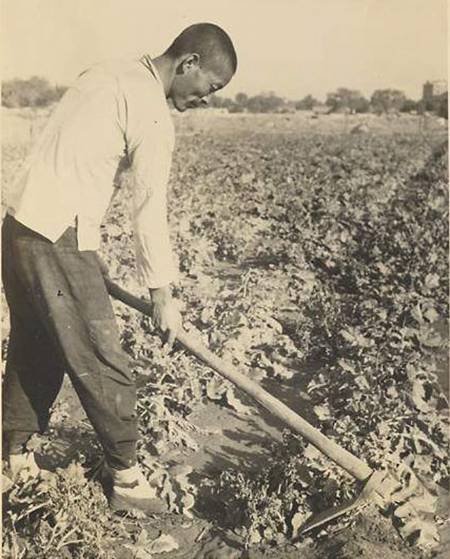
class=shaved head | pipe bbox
[166,23,237,77]
[159,23,237,112]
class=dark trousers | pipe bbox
[2,215,137,470]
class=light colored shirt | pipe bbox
[8,56,177,289]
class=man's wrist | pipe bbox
[149,285,172,304]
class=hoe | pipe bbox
[104,277,442,550]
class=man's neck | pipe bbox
[151,54,176,97]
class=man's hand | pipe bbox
[149,286,182,348]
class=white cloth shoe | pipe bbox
[105,463,167,515]
[8,452,41,480]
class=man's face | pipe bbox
[169,54,233,112]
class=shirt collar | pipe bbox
[140,54,163,86]
[139,54,172,118]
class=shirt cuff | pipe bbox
[134,245,179,289]
[136,267,179,289]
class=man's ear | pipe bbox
[176,53,200,75]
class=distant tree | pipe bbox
[400,98,419,113]
[353,97,370,113]
[2,77,67,108]
[208,94,235,109]
[2,81,19,107]
[295,94,318,110]
[208,94,223,108]
[228,103,245,113]
[437,92,448,119]
[246,96,263,113]
[247,92,285,113]
[370,89,406,114]
[416,93,448,118]
[235,92,248,106]
[422,98,435,112]
[326,88,369,113]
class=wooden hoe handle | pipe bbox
[105,277,373,483]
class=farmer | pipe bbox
[2,23,237,514]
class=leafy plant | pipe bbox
[2,110,448,556]
[2,465,128,559]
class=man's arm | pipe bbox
[97,255,180,347]
[130,128,181,347]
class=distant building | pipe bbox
[423,80,448,101]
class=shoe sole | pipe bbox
[109,492,167,515]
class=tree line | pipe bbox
[1,77,447,118]
[2,77,67,109]
[210,87,447,118]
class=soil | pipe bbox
[7,258,449,559]
[4,110,448,559]
[44,376,449,559]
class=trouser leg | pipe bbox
[3,216,138,469]
[2,316,66,454]
[2,216,66,454]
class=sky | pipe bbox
[1,0,447,101]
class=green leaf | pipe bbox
[425,273,439,289]
[135,528,150,548]
[394,501,415,519]
[248,527,262,545]
[411,381,430,412]
[290,511,307,537]
[423,307,439,323]
[147,533,179,554]
[206,378,226,400]
[200,307,215,325]
[313,404,331,421]
[340,329,355,344]
[417,328,443,348]
[399,518,439,549]
[124,545,153,559]
[338,359,356,374]
[160,477,177,512]
[353,373,369,390]
[271,361,294,380]
[355,334,372,348]
[376,262,389,275]
[225,388,253,415]
[303,444,324,462]
[181,493,195,518]
[411,304,424,324]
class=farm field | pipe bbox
[1,108,449,558]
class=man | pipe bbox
[2,23,237,514]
